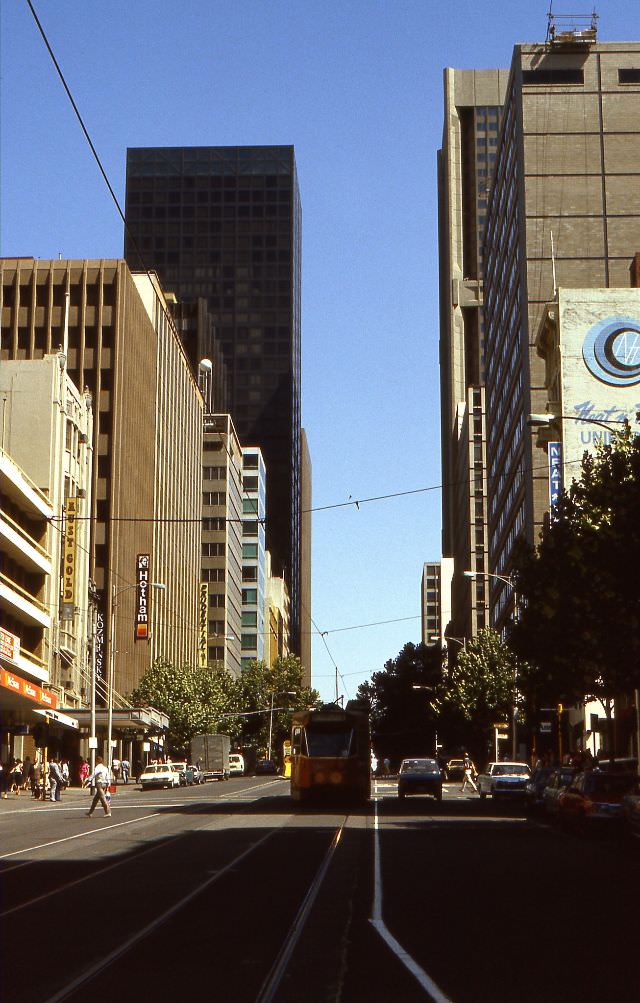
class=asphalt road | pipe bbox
[1,777,638,1003]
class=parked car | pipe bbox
[397,758,443,801]
[228,753,245,777]
[525,766,556,812]
[477,762,531,799]
[255,758,279,776]
[446,758,465,781]
[621,784,640,839]
[138,763,180,790]
[558,771,636,827]
[169,761,192,786]
[541,767,576,816]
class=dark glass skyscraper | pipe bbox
[124,146,302,652]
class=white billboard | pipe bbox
[557,288,640,481]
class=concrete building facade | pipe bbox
[438,69,508,639]
[480,35,640,628]
[0,259,203,698]
[240,447,267,670]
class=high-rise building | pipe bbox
[0,259,203,697]
[240,447,267,670]
[482,29,640,629]
[202,413,243,677]
[438,70,508,638]
[124,145,304,656]
[420,558,454,646]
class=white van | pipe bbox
[228,753,245,777]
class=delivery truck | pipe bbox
[190,734,231,781]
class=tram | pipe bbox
[290,702,371,804]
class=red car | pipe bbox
[558,771,636,826]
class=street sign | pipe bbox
[492,723,508,729]
[540,721,552,733]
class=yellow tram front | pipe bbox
[290,703,371,804]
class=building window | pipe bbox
[242,611,257,628]
[242,566,258,582]
[243,476,258,491]
[243,521,258,537]
[242,543,258,559]
[243,498,259,514]
[242,588,257,604]
[241,633,256,651]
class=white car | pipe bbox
[477,761,531,799]
[228,753,245,777]
[139,763,181,790]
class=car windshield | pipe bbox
[171,764,186,771]
[401,760,439,773]
[493,765,530,777]
[306,727,354,757]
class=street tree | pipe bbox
[356,642,446,766]
[442,628,522,759]
[230,656,319,759]
[511,427,640,755]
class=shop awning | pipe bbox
[33,707,79,730]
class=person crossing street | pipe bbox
[460,753,478,793]
[83,756,112,817]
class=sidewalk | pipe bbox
[0,786,92,812]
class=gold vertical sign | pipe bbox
[62,498,78,620]
[198,583,208,668]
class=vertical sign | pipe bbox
[95,608,105,686]
[135,554,151,641]
[548,441,563,519]
[199,583,209,668]
[62,497,78,619]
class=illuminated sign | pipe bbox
[135,554,151,641]
[62,497,78,619]
[199,583,209,668]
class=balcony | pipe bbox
[0,572,51,629]
[0,510,52,575]
[0,448,53,521]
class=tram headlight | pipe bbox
[314,770,326,783]
[330,771,342,784]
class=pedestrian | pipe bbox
[382,757,391,777]
[79,758,90,787]
[60,758,70,792]
[121,757,130,784]
[32,758,42,798]
[371,752,378,776]
[10,759,24,795]
[460,753,478,793]
[48,756,64,802]
[111,756,121,783]
[83,756,112,817]
[22,755,33,790]
[0,760,9,799]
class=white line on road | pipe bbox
[0,812,161,861]
[370,799,455,1003]
[42,828,277,1003]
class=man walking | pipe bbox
[83,756,112,817]
[121,758,130,784]
[460,753,478,794]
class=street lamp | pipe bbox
[431,634,466,651]
[267,690,296,762]
[108,580,165,773]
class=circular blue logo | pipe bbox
[582,316,640,387]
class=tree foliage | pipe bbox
[356,642,446,766]
[512,428,640,715]
[441,628,522,758]
[130,655,319,760]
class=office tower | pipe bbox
[438,70,508,638]
[299,429,312,686]
[202,413,243,677]
[124,146,303,657]
[0,259,203,697]
[240,447,267,670]
[420,558,454,646]
[482,28,640,629]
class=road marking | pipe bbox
[42,828,278,1003]
[255,820,346,1003]
[371,799,454,1003]
[0,812,161,861]
[0,830,183,918]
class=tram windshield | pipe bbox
[305,727,354,758]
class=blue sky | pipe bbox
[1,1,633,702]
